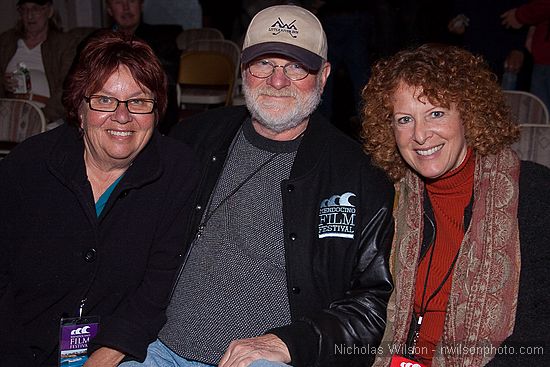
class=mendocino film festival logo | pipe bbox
[318,192,357,239]
[269,17,299,38]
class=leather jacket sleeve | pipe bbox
[270,205,394,367]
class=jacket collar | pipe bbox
[289,110,331,179]
[213,106,332,179]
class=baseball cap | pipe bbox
[17,0,52,5]
[241,5,327,71]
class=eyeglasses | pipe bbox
[84,95,156,114]
[247,60,310,81]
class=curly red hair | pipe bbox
[361,43,519,181]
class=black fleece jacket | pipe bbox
[0,124,198,366]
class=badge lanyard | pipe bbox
[196,132,281,239]
[409,232,461,353]
[59,314,100,367]
[58,299,101,366]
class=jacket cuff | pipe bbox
[88,316,152,362]
[268,320,320,367]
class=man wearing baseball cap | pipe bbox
[120,5,394,367]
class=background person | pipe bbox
[0,0,75,124]
[122,5,395,367]
[501,0,550,110]
[448,0,529,90]
[105,0,182,134]
[0,30,198,367]
[362,43,550,366]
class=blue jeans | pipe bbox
[531,64,550,112]
[119,339,292,367]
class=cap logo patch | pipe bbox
[269,17,298,38]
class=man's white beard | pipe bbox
[243,75,323,133]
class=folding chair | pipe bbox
[177,39,241,109]
[0,98,46,156]
[503,91,550,168]
[176,27,224,51]
[503,90,549,125]
[511,124,550,168]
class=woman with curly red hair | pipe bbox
[362,43,550,366]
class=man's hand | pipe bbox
[3,73,17,93]
[501,9,523,29]
[218,334,291,367]
[83,346,125,367]
[448,14,469,35]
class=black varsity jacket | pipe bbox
[170,106,395,367]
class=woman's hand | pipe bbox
[83,346,125,367]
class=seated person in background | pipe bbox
[0,0,75,124]
[0,30,198,367]
[501,0,550,111]
[121,5,394,367]
[106,0,182,134]
[448,0,528,90]
[362,43,550,366]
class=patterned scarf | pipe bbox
[374,148,521,367]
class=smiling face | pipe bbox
[391,82,468,179]
[80,65,156,170]
[243,56,330,139]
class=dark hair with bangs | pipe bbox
[361,43,519,181]
[63,29,167,127]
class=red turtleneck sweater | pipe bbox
[413,148,475,365]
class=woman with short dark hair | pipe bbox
[0,30,198,366]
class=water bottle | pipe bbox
[12,62,31,94]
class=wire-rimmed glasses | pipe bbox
[247,60,310,81]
